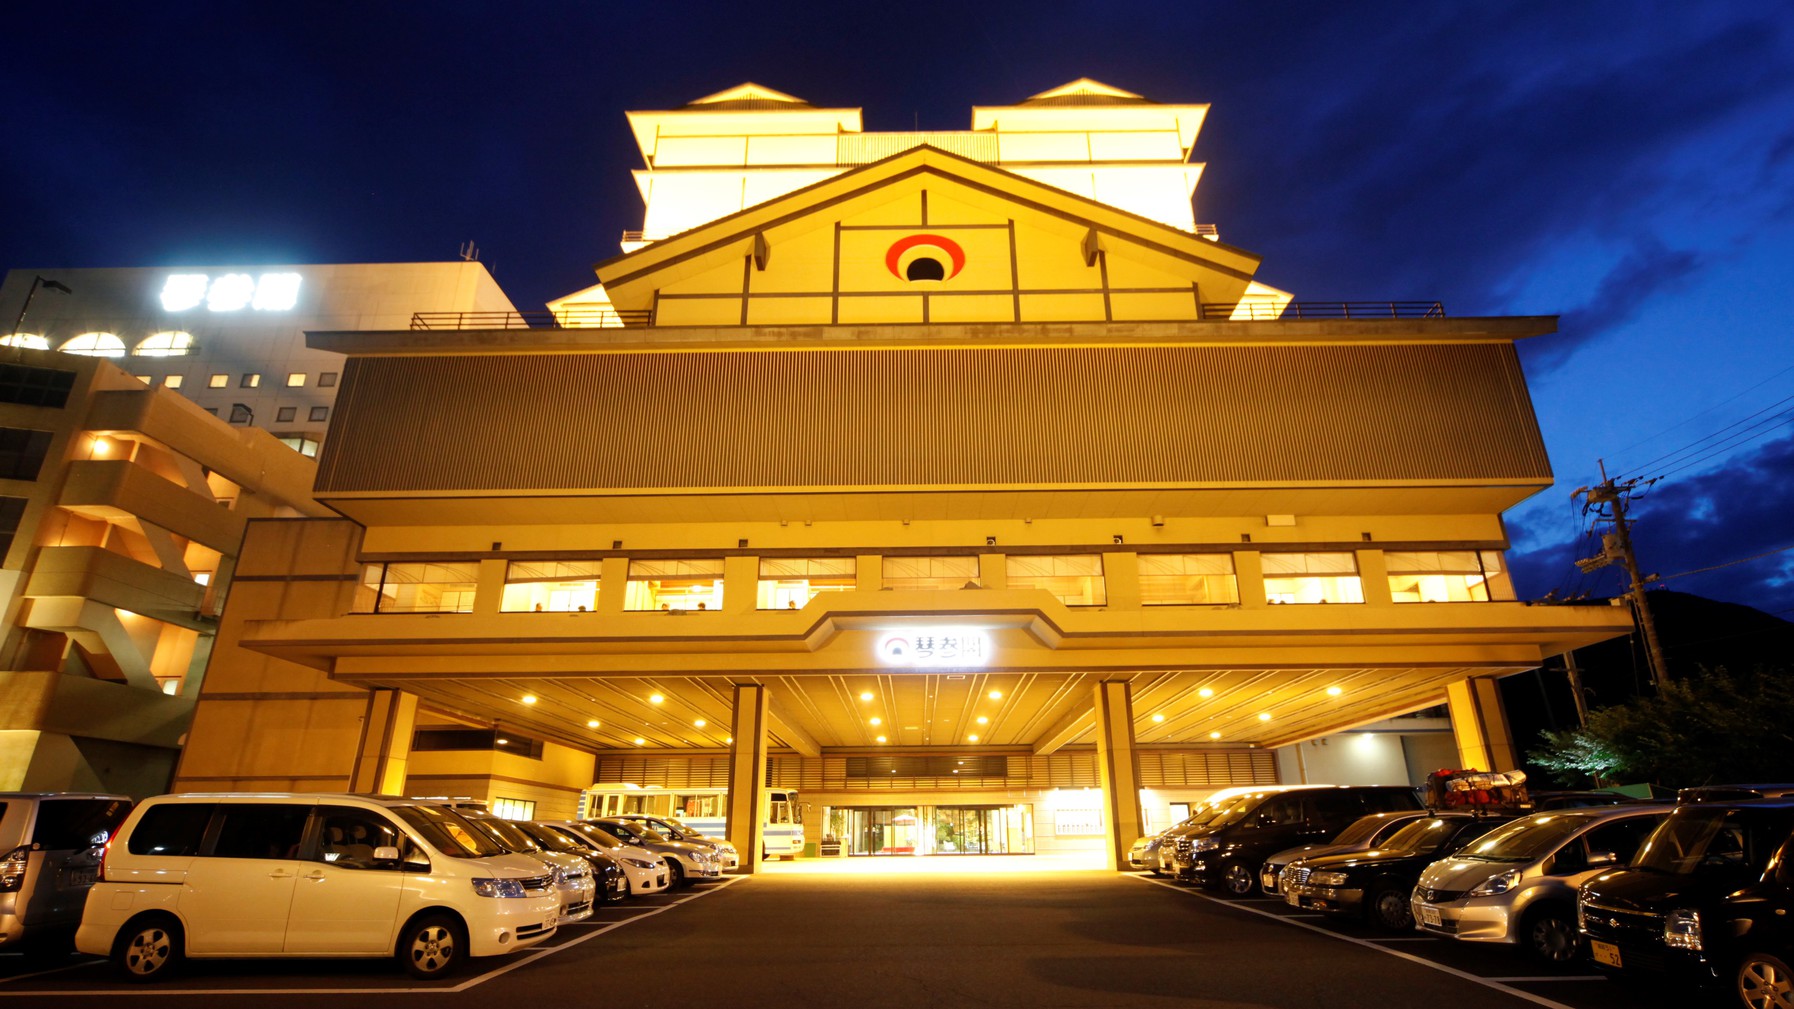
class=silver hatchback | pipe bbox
[0,793,132,953]
[1411,804,1669,962]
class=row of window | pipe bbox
[354,550,1509,614]
[140,371,339,391]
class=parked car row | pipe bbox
[1139,784,1794,1007]
[0,791,739,984]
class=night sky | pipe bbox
[5,2,1792,619]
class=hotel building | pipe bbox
[165,80,1632,868]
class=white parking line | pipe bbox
[0,876,743,998]
[1137,875,1587,1009]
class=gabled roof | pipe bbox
[1023,78,1151,105]
[686,82,813,108]
[593,143,1263,313]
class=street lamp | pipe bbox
[8,275,73,348]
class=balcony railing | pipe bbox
[1200,301,1446,321]
[410,309,651,330]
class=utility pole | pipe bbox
[1562,649,1589,727]
[1573,463,1668,691]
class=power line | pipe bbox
[1616,392,1794,480]
[1650,408,1794,482]
[1607,362,1794,463]
[1653,542,1794,583]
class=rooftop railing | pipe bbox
[411,302,1445,331]
[410,309,649,330]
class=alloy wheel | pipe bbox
[1738,952,1794,1009]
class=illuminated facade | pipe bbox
[0,263,516,457]
[175,82,1632,868]
[0,348,328,793]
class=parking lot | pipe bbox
[0,863,1690,1008]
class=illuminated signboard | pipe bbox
[160,272,302,312]
[876,629,990,668]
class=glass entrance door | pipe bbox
[841,807,919,855]
[933,805,1032,854]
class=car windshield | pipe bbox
[469,815,541,853]
[1454,813,1585,862]
[1634,809,1782,876]
[519,822,584,853]
[392,805,508,858]
[1333,814,1404,846]
[1205,795,1274,828]
[1380,817,1474,854]
[608,821,667,843]
[569,823,627,848]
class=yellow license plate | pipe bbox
[1421,905,1441,927]
[1590,940,1622,968]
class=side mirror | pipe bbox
[1587,850,1618,868]
[372,845,401,862]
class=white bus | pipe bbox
[581,784,805,859]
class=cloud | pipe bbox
[1521,237,1704,371]
[1508,434,1794,617]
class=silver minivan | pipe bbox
[0,793,132,953]
[1412,805,1670,961]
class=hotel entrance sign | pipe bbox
[877,629,990,668]
[159,272,302,312]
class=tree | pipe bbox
[1527,668,1794,787]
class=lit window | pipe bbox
[240,373,261,388]
[133,374,151,384]
[502,560,600,612]
[319,372,338,388]
[276,407,296,423]
[276,435,320,458]
[757,557,855,609]
[1006,554,1106,606]
[354,561,479,613]
[286,373,306,387]
[208,374,229,388]
[881,555,978,591]
[309,406,328,422]
[1262,552,1363,604]
[625,558,725,611]
[489,797,536,820]
[59,333,126,358]
[0,334,48,351]
[163,375,184,389]
[1139,553,1239,605]
[135,331,195,357]
[1386,550,1508,603]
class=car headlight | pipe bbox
[472,877,528,898]
[1469,870,1521,897]
[624,857,658,869]
[1191,838,1218,852]
[1308,871,1351,887]
[1664,909,1703,951]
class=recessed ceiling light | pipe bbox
[870,717,882,726]
[694,719,707,728]
[1327,686,1343,697]
[586,719,600,729]
[860,691,874,701]
[521,695,537,705]
[988,690,1002,700]
[1198,687,1214,699]
[634,737,646,745]
[1258,712,1272,722]
[967,733,980,742]
[496,737,509,745]
[876,735,887,743]
[1209,731,1222,739]
[975,716,988,725]
[1151,713,1165,723]
[649,693,665,704]
[726,736,733,744]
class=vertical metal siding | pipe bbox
[316,344,1552,493]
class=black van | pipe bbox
[1168,785,1423,896]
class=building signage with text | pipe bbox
[877,629,990,668]
[160,272,302,312]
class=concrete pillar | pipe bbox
[725,683,769,874]
[1235,551,1267,609]
[349,688,417,796]
[1102,552,1140,609]
[855,554,880,591]
[1356,549,1393,605]
[1446,677,1517,772]
[1092,679,1144,872]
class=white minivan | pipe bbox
[76,794,561,981]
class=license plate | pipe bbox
[1421,905,1441,927]
[1590,940,1622,968]
[1285,891,1302,907]
[62,868,96,888]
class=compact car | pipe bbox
[1260,810,1431,895]
[1281,813,1515,929]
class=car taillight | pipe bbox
[0,845,30,892]
[97,838,113,883]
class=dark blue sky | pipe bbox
[5,2,1792,617]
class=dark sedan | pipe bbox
[1280,812,1518,930]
